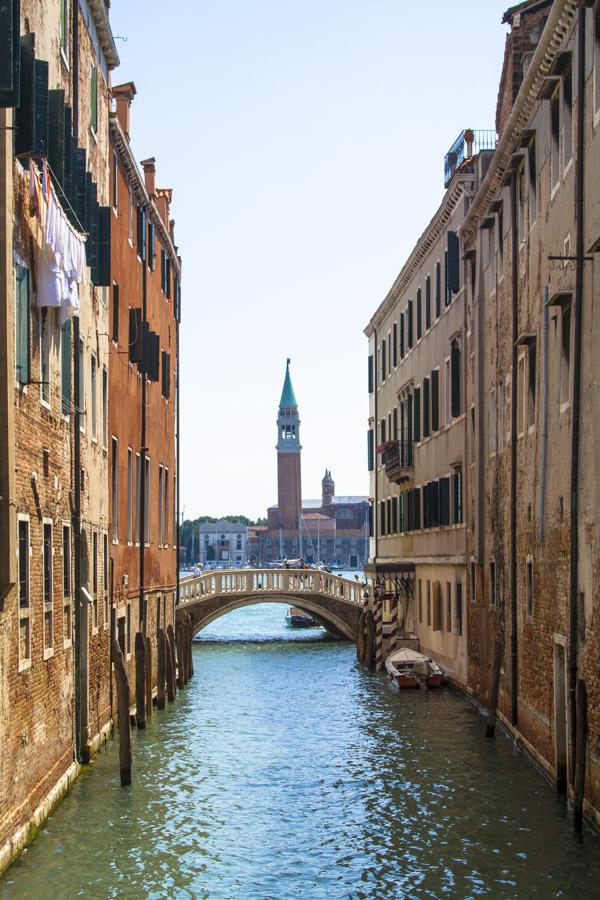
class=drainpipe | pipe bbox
[0,108,16,608]
[569,1,586,796]
[509,168,519,727]
[538,288,549,543]
[139,244,148,631]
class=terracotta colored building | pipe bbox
[108,84,181,689]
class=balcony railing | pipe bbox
[444,129,497,187]
[381,440,414,485]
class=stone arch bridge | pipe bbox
[177,568,371,640]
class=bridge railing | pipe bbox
[178,568,371,607]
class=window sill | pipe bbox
[550,181,561,202]
[89,127,98,147]
[92,626,99,637]
[18,658,32,673]
[60,48,70,72]
[91,436,98,445]
[112,538,119,546]
[560,400,570,416]
[103,621,110,631]
[40,399,51,412]
[43,647,54,661]
[64,639,72,650]
[563,157,574,181]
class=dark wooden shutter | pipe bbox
[431,369,439,431]
[413,488,421,530]
[74,148,87,227]
[425,275,431,329]
[408,300,413,348]
[447,230,460,295]
[367,428,374,472]
[129,308,142,363]
[95,205,111,286]
[407,394,413,463]
[111,284,119,343]
[431,480,439,528]
[435,261,441,318]
[439,476,450,526]
[414,386,421,443]
[142,330,160,382]
[47,89,65,185]
[161,350,170,398]
[16,35,49,156]
[400,311,405,358]
[392,323,397,367]
[423,482,430,529]
[0,0,21,108]
[423,376,430,438]
[368,355,373,394]
[451,342,461,417]
[417,288,422,340]
[174,274,181,322]
[381,338,386,380]
[392,406,398,441]
[137,207,146,260]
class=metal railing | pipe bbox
[382,439,414,471]
[178,568,370,607]
[444,129,497,187]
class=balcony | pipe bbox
[444,129,497,187]
[379,440,414,486]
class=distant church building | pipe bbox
[251,361,368,567]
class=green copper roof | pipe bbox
[279,358,297,407]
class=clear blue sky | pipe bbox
[110,0,511,521]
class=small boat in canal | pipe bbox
[385,647,446,689]
[285,607,319,628]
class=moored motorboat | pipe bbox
[285,607,319,628]
[385,647,447,689]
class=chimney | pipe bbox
[112,81,136,140]
[140,157,156,197]
[155,188,172,228]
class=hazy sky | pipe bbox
[110,0,510,521]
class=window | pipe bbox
[135,452,141,543]
[18,518,31,666]
[498,378,505,450]
[526,557,534,620]
[470,561,477,604]
[380,418,386,445]
[423,377,430,438]
[126,602,131,657]
[528,139,537,225]
[381,338,386,381]
[413,386,421,443]
[112,150,118,210]
[368,355,374,393]
[447,231,460,299]
[128,187,133,243]
[103,533,109,625]
[144,457,150,544]
[62,523,72,646]
[563,65,573,168]
[439,476,450,526]
[407,300,414,349]
[164,469,169,546]
[432,582,442,631]
[497,208,504,272]
[425,276,431,330]
[400,312,405,359]
[127,448,133,542]
[435,261,441,319]
[431,369,439,432]
[456,581,463,636]
[418,580,422,623]
[392,323,398,368]
[43,521,54,654]
[90,354,97,439]
[445,357,451,425]
[416,288,422,340]
[489,224,497,290]
[147,221,156,271]
[446,582,452,632]
[595,4,600,117]
[40,307,51,406]
[61,319,71,415]
[15,259,31,385]
[92,530,98,629]
[137,207,147,261]
[158,465,164,547]
[102,367,108,447]
[560,306,571,407]
[60,0,69,60]
[452,466,463,525]
[78,338,85,430]
[551,89,560,190]
[90,65,98,134]
[527,342,536,429]
[489,386,497,454]
[426,581,431,627]
[161,350,171,399]
[489,560,496,606]
[111,284,119,343]
[451,338,461,418]
[367,428,374,472]
[111,437,119,541]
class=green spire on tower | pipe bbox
[279,358,297,407]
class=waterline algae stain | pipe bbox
[2,604,599,898]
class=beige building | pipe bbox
[461,0,600,828]
[364,131,495,684]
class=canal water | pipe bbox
[3,600,600,899]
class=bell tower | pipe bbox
[322,469,334,508]
[277,359,302,531]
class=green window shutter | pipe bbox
[423,376,430,438]
[0,0,21,108]
[367,354,373,394]
[417,288,422,339]
[425,275,431,330]
[447,231,460,295]
[367,428,374,472]
[61,319,71,415]
[47,90,65,186]
[90,65,98,132]
[15,261,30,384]
[95,205,111,286]
[16,36,49,156]
[414,386,421,443]
[435,261,441,318]
[74,147,87,227]
[431,369,439,431]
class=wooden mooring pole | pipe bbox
[157,628,166,709]
[135,631,146,729]
[485,636,504,739]
[166,624,176,701]
[145,635,153,719]
[112,638,132,786]
[176,623,185,689]
[186,614,194,679]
